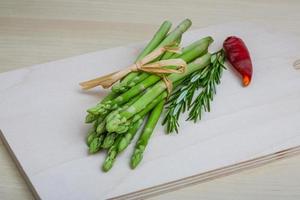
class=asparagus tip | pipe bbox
[106,114,129,134]
[130,149,144,169]
[87,107,100,115]
[101,134,117,149]
[87,103,110,116]
[85,113,96,123]
[102,159,113,172]
[88,147,100,154]
[88,136,104,153]
[117,138,128,153]
[96,122,106,134]
[86,132,95,146]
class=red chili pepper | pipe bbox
[223,36,253,86]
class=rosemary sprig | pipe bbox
[163,50,226,133]
[162,66,204,133]
[188,49,226,121]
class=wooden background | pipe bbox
[0,0,300,199]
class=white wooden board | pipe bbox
[1,22,300,200]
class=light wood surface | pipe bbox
[0,0,300,199]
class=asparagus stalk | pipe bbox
[136,21,173,62]
[131,100,165,169]
[87,127,97,146]
[179,36,213,58]
[106,53,212,134]
[101,133,117,149]
[102,136,123,172]
[101,91,119,102]
[85,92,118,123]
[117,91,168,152]
[87,38,212,116]
[112,21,172,93]
[156,19,191,49]
[89,134,105,154]
[86,117,105,146]
[131,92,167,123]
[160,35,182,59]
[85,113,98,124]
[117,118,144,153]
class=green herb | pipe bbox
[163,50,226,133]
[188,50,226,121]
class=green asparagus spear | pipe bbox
[179,36,213,58]
[131,92,167,123]
[86,117,104,146]
[117,118,144,153]
[136,21,173,62]
[112,21,172,93]
[85,113,98,123]
[161,35,182,59]
[156,19,191,49]
[117,91,168,152]
[102,136,123,172]
[85,90,119,124]
[86,128,97,146]
[89,134,105,154]
[85,92,118,123]
[106,53,212,134]
[131,100,165,169]
[101,133,117,149]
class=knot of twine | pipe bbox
[79,46,187,94]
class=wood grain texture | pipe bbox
[0,0,300,199]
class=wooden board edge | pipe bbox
[0,129,41,200]
[110,146,300,200]
[1,128,300,200]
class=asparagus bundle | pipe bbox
[82,19,226,172]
